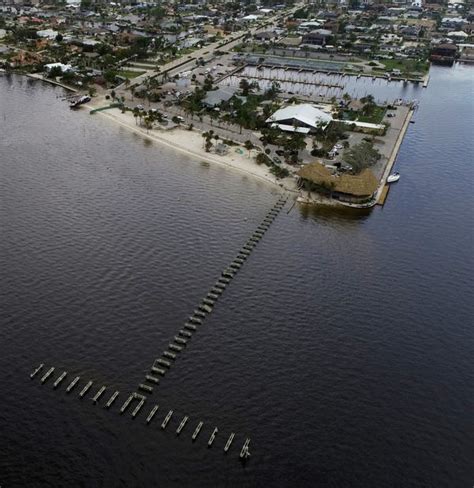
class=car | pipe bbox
[387,113,396,118]
[273,157,282,164]
[334,143,343,150]
[276,149,285,156]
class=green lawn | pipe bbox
[342,106,386,124]
[378,58,429,75]
[117,70,146,79]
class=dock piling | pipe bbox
[208,427,218,447]
[146,404,159,424]
[66,376,80,393]
[40,367,55,384]
[53,371,67,389]
[30,363,44,379]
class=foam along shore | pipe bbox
[87,97,294,192]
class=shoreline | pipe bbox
[24,73,78,93]
[87,97,294,193]
[298,107,413,209]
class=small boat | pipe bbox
[69,95,91,109]
[387,172,400,183]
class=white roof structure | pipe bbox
[45,62,72,72]
[266,104,332,132]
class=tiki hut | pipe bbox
[298,162,379,203]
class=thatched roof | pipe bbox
[298,162,378,197]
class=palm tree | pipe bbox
[244,140,254,157]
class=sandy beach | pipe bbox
[87,97,295,192]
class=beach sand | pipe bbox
[87,97,296,192]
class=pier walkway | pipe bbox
[30,364,251,461]
[138,194,288,394]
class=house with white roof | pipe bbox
[266,104,333,134]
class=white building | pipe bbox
[44,62,72,73]
[266,104,333,134]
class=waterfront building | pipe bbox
[266,104,332,134]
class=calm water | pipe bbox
[0,66,473,487]
[223,66,423,102]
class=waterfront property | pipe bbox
[266,104,332,134]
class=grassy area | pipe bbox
[117,70,146,79]
[377,58,429,75]
[342,106,386,124]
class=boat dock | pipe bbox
[53,371,67,389]
[224,433,235,452]
[208,427,218,447]
[30,363,44,379]
[240,438,251,459]
[79,380,93,398]
[66,376,80,393]
[161,410,173,429]
[41,367,55,384]
[30,366,252,461]
[146,404,159,424]
[92,386,106,403]
[176,416,188,435]
[192,421,203,441]
[105,391,119,409]
[138,195,288,394]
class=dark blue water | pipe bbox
[0,65,473,487]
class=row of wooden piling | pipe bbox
[30,364,250,459]
[140,195,288,395]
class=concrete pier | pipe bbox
[145,374,160,384]
[224,433,235,452]
[161,410,173,429]
[146,404,159,424]
[92,386,106,403]
[138,383,153,393]
[156,358,171,368]
[120,394,134,414]
[105,391,119,409]
[192,421,203,440]
[240,438,251,459]
[200,303,213,313]
[152,366,166,376]
[66,376,80,393]
[208,427,218,447]
[53,371,67,389]
[132,397,145,418]
[41,367,55,384]
[79,380,93,398]
[30,363,44,379]
[176,416,188,435]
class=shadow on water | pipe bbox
[296,202,372,222]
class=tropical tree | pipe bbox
[344,141,381,173]
[244,140,254,156]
